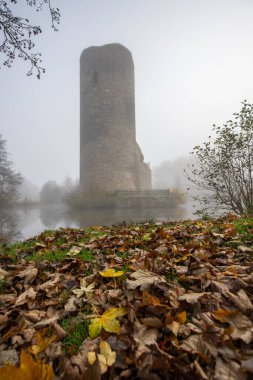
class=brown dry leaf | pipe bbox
[15,287,36,306]
[178,292,208,304]
[212,309,238,323]
[126,270,166,291]
[165,311,187,336]
[212,309,253,343]
[180,334,218,358]
[37,276,60,291]
[51,321,67,339]
[226,289,253,313]
[214,357,246,380]
[0,268,8,280]
[0,294,16,305]
[194,360,208,380]
[0,350,19,367]
[0,349,55,380]
[24,310,46,323]
[133,321,158,359]
[107,289,123,299]
[16,267,38,284]
[237,245,253,253]
[1,217,253,379]
[140,317,164,329]
[142,291,161,306]
[32,316,58,329]
[0,313,8,329]
[64,296,77,313]
[242,358,253,373]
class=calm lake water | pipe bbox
[0,201,195,243]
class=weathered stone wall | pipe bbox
[80,43,151,194]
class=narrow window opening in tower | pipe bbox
[93,71,98,84]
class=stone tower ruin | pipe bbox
[80,43,151,194]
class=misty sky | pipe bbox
[1,0,253,187]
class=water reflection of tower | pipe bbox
[40,205,63,229]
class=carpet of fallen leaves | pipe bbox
[0,215,253,379]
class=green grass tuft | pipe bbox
[232,217,253,242]
[60,317,89,353]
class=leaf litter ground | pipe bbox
[0,215,253,379]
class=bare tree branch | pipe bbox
[185,101,253,216]
[0,0,60,78]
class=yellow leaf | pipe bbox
[29,330,56,355]
[0,350,54,380]
[89,307,127,338]
[102,317,120,334]
[94,341,116,374]
[99,268,124,277]
[100,341,116,367]
[97,354,107,374]
[87,351,96,365]
[102,306,127,319]
[87,341,116,375]
[175,254,190,262]
[89,318,102,339]
[142,233,152,241]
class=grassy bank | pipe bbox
[0,215,252,379]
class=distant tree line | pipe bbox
[40,178,78,204]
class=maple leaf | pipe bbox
[88,341,116,374]
[99,268,124,277]
[72,279,95,299]
[0,349,55,380]
[89,307,127,338]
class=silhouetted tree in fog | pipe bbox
[0,134,23,206]
[40,180,63,204]
[186,101,253,215]
[0,0,60,78]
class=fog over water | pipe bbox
[1,202,195,242]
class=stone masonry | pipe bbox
[80,43,151,194]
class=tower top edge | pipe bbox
[80,43,132,60]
